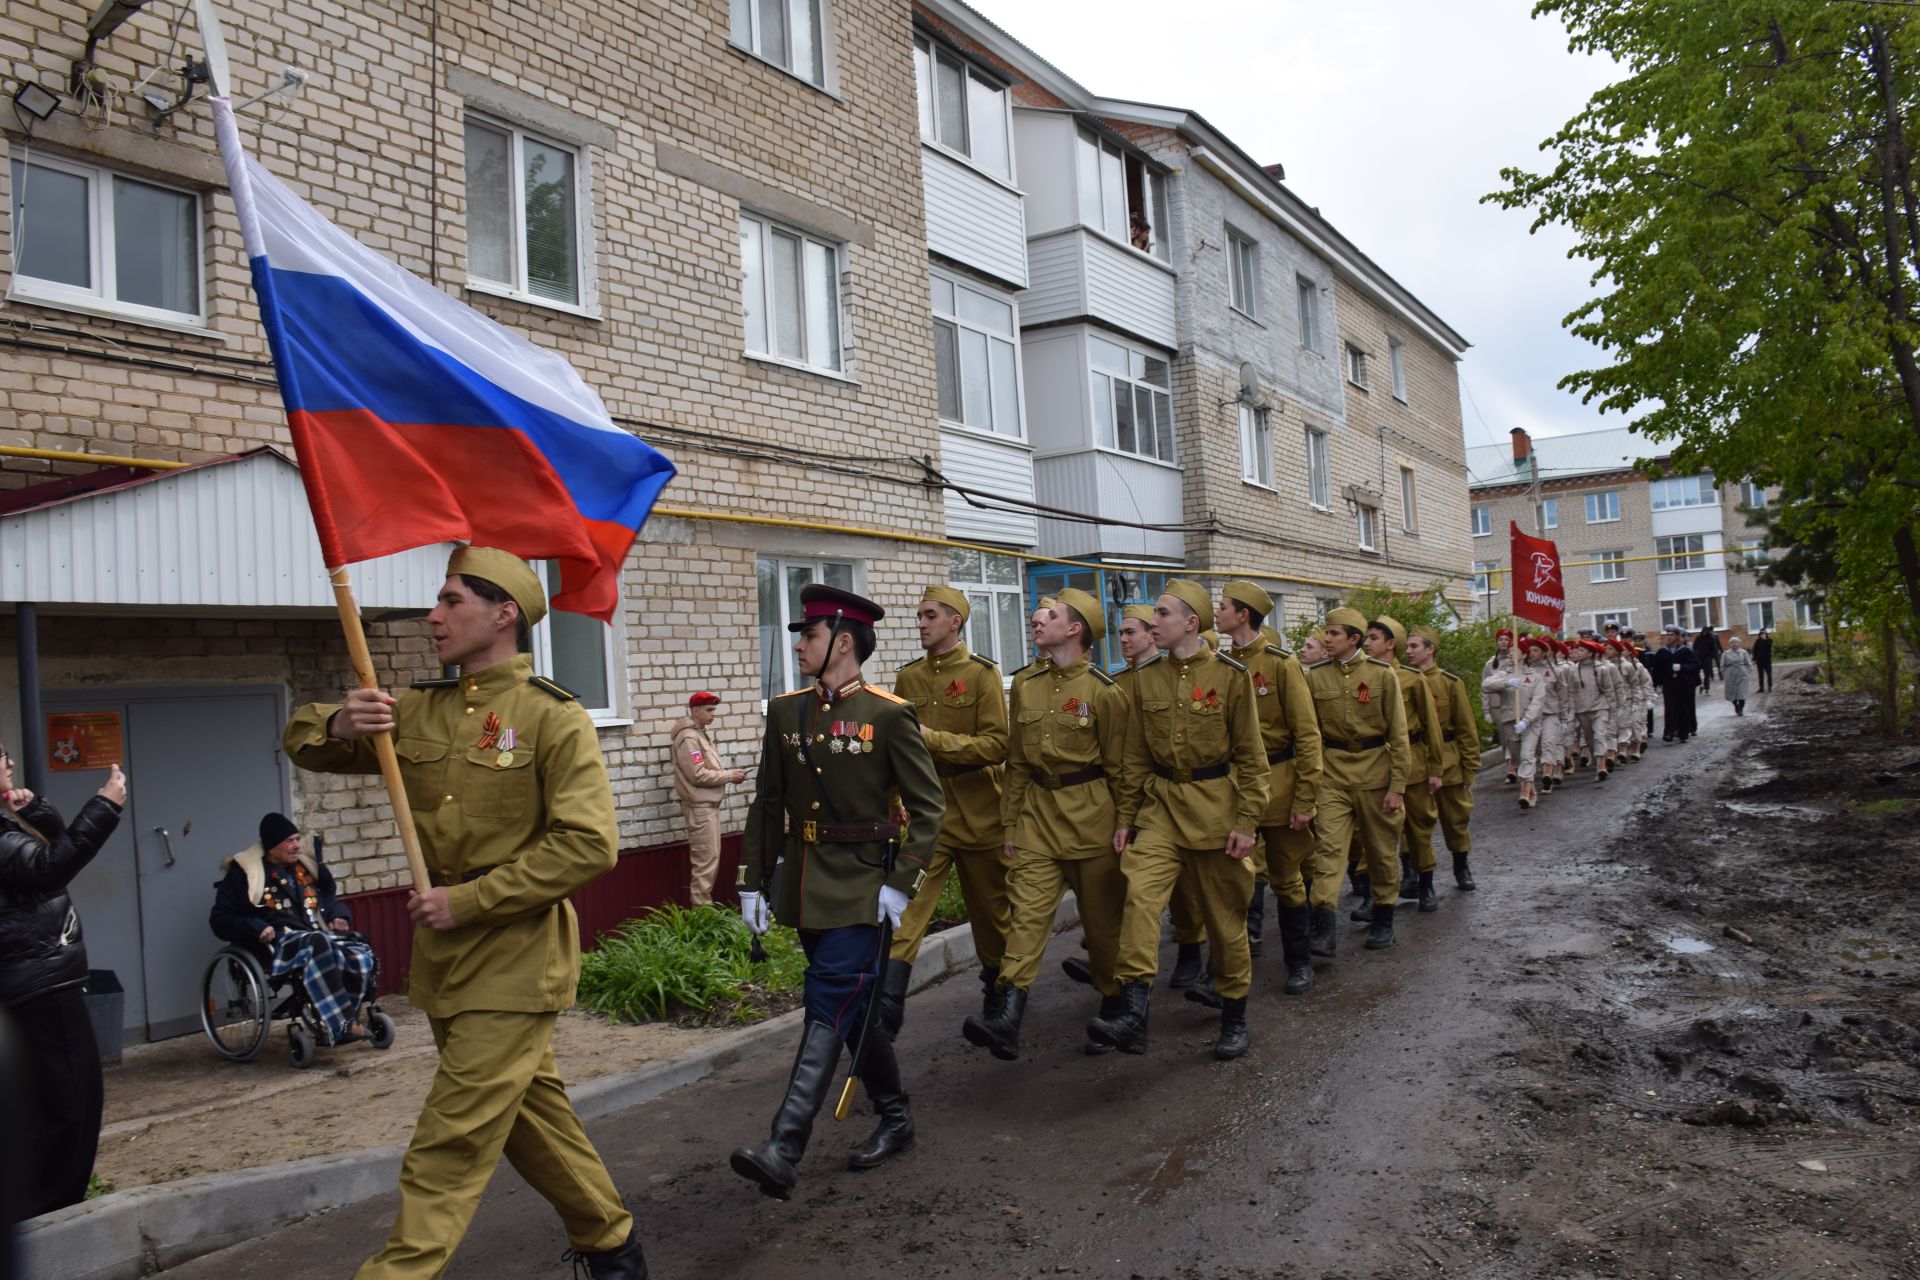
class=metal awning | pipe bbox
[0,447,456,610]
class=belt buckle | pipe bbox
[802,819,818,843]
[1174,766,1192,785]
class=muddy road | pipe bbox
[173,673,1920,1279]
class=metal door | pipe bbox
[45,697,144,1034]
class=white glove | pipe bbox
[739,891,769,936]
[877,885,909,929]
[1515,719,1530,734]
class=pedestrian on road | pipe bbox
[1648,625,1702,742]
[286,548,647,1279]
[1365,617,1440,904]
[1720,635,1754,715]
[1482,628,1520,785]
[1406,626,1478,903]
[1485,637,1549,808]
[1694,625,1721,694]
[1,748,125,1224]
[730,584,944,1199]
[1752,629,1774,692]
[670,692,748,906]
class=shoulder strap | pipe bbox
[410,676,460,690]
[528,675,577,701]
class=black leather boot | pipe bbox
[962,986,1027,1062]
[846,1024,913,1170]
[730,1021,843,1199]
[875,957,913,1039]
[1184,965,1223,1009]
[1308,906,1337,958]
[1349,870,1370,902]
[977,966,1000,1017]
[1453,852,1476,891]
[1279,905,1314,995]
[565,1226,648,1280]
[1350,891,1376,923]
[1417,871,1438,913]
[1168,942,1204,989]
[1214,996,1250,1061]
[1084,992,1122,1055]
[1060,955,1094,985]
[1246,881,1267,957]
[1365,902,1396,950]
[1397,854,1419,900]
[1087,981,1150,1055]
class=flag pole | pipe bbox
[329,565,432,891]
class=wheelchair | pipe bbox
[199,935,397,1068]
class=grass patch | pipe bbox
[928,868,969,932]
[86,1174,113,1200]
[578,904,806,1026]
[1850,797,1915,815]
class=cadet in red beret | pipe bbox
[671,692,748,905]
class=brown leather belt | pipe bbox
[1266,745,1296,765]
[1323,736,1387,753]
[1033,765,1105,790]
[787,818,902,843]
[1443,730,1460,743]
[1407,731,1426,745]
[936,762,987,779]
[1150,758,1231,783]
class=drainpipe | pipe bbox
[17,603,46,795]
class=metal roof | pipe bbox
[1,448,456,609]
[1466,427,1665,490]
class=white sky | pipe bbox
[960,0,1621,447]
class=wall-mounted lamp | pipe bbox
[12,81,59,124]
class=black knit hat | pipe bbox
[259,812,299,849]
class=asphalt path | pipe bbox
[171,690,1752,1280]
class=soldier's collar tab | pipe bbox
[459,653,534,697]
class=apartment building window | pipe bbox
[731,0,827,87]
[1076,130,1169,260]
[1746,599,1775,632]
[1400,466,1418,533]
[530,562,620,721]
[1226,227,1259,316]
[1589,549,1628,583]
[1306,427,1332,509]
[1655,534,1708,572]
[465,117,586,308]
[1296,276,1320,350]
[1090,336,1174,462]
[1473,561,1497,598]
[1795,598,1823,629]
[8,151,203,324]
[741,213,842,372]
[948,548,1026,670]
[1239,404,1272,486]
[1388,336,1407,401]
[1471,504,1492,537]
[1738,538,1770,569]
[1356,503,1379,552]
[931,269,1021,436]
[1539,497,1558,530]
[757,555,857,697]
[1739,479,1768,509]
[1649,473,1718,510]
[1345,343,1368,389]
[913,36,1011,180]
[1660,596,1724,631]
[1585,490,1621,523]
[1591,610,1634,631]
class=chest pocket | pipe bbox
[462,740,538,822]
[395,738,450,813]
[1188,700,1228,753]
[1017,706,1046,746]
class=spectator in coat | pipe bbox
[1648,626,1702,742]
[1693,625,1722,693]
[1752,629,1774,691]
[1720,635,1754,715]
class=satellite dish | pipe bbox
[194,0,231,96]
[1238,361,1259,403]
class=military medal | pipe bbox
[1252,672,1270,696]
[495,727,517,767]
[859,723,875,753]
[476,712,502,750]
[1192,685,1204,711]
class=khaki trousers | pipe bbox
[1402,782,1439,873]
[1436,782,1474,854]
[1517,722,1545,781]
[1116,827,1255,998]
[1313,785,1404,908]
[889,840,1011,968]
[999,850,1125,997]
[1258,822,1316,909]
[356,1011,630,1279]
[1168,864,1209,944]
[1495,720,1520,772]
[683,801,721,906]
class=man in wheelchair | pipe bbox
[210,812,375,1046]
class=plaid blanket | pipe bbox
[271,930,375,1046]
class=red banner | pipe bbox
[1510,522,1565,630]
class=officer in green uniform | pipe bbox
[284,547,645,1280]
[1212,581,1323,995]
[1407,624,1480,903]
[1305,607,1412,951]
[1364,617,1442,904]
[961,588,1127,1061]
[730,585,944,1199]
[885,586,1010,1029]
[1090,579,1269,1060]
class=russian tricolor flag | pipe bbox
[211,97,674,621]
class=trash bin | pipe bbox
[83,969,125,1066]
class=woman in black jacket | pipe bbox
[0,744,126,1222]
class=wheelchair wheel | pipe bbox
[368,1011,396,1050]
[288,1024,317,1069]
[201,949,271,1063]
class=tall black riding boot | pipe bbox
[1087,981,1150,1055]
[1452,851,1476,891]
[566,1226,649,1280]
[1214,996,1251,1061]
[875,957,913,1039]
[1417,870,1438,913]
[962,986,1027,1062]
[1085,991,1123,1055]
[1246,880,1267,957]
[1308,906,1338,958]
[846,1023,914,1170]
[1280,905,1314,995]
[1397,853,1419,901]
[1365,902,1396,950]
[1168,942,1204,989]
[730,1020,843,1199]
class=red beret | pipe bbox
[1496,627,1514,640]
[1580,639,1607,654]
[688,692,721,708]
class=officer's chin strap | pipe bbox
[817,610,846,704]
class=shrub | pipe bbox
[578,904,805,1025]
[1767,619,1819,659]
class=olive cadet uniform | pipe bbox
[1412,625,1480,893]
[284,548,636,1280]
[1375,618,1442,899]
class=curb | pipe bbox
[17,900,1079,1280]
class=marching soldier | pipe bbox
[1405,625,1479,901]
[1364,617,1441,904]
[962,588,1127,1060]
[1305,607,1412,951]
[284,547,647,1280]
[730,585,945,1198]
[883,587,1011,1034]
[1090,580,1268,1059]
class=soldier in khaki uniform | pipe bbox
[884,586,1011,1030]
[1364,617,1442,904]
[730,585,945,1198]
[1305,606,1412,952]
[961,588,1127,1061]
[670,691,748,906]
[1091,580,1269,1060]
[1405,625,1480,904]
[285,547,645,1280]
[1212,582,1323,995]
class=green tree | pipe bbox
[1491,1,1920,725]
